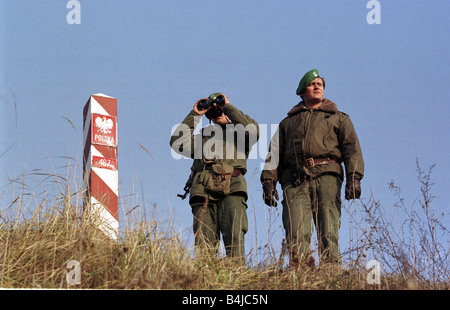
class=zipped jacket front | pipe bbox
[261,99,364,186]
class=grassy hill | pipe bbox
[0,163,448,290]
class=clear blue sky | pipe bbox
[1,1,449,262]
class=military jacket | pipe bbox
[261,99,364,186]
[170,104,259,203]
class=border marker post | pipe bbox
[83,93,119,239]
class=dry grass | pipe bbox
[0,160,448,290]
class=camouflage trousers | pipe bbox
[191,194,248,260]
[282,174,342,265]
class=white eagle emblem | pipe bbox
[95,116,114,134]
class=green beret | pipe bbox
[296,69,320,95]
[208,92,223,101]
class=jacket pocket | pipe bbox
[205,163,234,196]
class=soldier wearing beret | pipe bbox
[170,93,259,262]
[261,69,364,266]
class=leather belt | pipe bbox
[203,165,242,177]
[303,157,337,168]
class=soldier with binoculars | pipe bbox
[170,92,259,262]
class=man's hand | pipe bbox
[345,175,361,200]
[193,98,211,116]
[262,179,279,207]
[219,93,230,105]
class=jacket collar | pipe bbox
[287,98,338,116]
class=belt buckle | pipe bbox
[306,158,315,168]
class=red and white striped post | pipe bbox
[83,93,119,239]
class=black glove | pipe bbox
[345,175,361,200]
[262,179,279,207]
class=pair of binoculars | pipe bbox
[197,95,225,119]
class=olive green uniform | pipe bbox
[261,99,364,264]
[170,103,259,259]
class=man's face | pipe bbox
[302,77,324,103]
